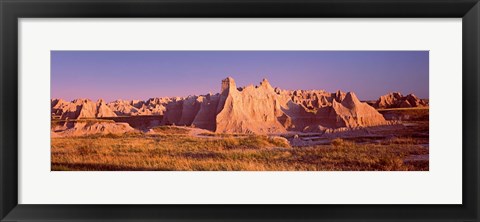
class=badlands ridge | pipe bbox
[51,77,427,135]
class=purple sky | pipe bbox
[51,51,429,102]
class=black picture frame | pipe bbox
[1,0,479,221]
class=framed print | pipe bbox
[1,0,479,221]
[48,50,430,172]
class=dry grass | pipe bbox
[198,132,245,137]
[51,130,428,171]
[151,126,190,134]
[378,107,429,121]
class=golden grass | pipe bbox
[377,107,429,122]
[151,126,190,134]
[51,132,428,171]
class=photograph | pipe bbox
[50,50,429,171]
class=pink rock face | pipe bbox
[214,78,288,134]
[107,98,169,116]
[51,98,69,115]
[51,77,391,133]
[58,121,134,137]
[108,99,140,116]
[158,77,388,133]
[55,99,117,119]
[96,99,117,118]
[330,92,388,128]
[59,99,97,119]
[374,92,428,109]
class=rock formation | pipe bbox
[108,98,169,116]
[52,121,134,137]
[56,99,117,119]
[59,99,97,119]
[191,94,221,131]
[157,77,389,133]
[52,98,170,119]
[108,100,139,116]
[328,92,387,128]
[373,92,428,109]
[214,78,288,133]
[51,77,391,134]
[96,99,117,118]
[51,98,69,116]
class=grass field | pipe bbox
[51,127,428,171]
[378,107,429,121]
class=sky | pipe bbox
[51,51,429,102]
